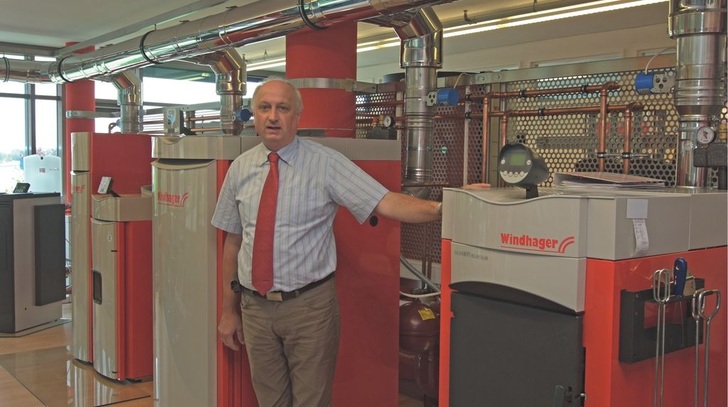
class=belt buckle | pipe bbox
[266,291,283,301]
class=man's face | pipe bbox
[253,81,301,151]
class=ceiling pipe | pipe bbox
[185,49,247,135]
[1,57,53,83]
[0,0,451,85]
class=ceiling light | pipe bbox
[444,0,668,38]
[356,39,401,53]
[245,0,668,70]
[246,57,286,72]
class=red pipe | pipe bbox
[64,43,95,206]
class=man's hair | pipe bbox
[251,76,303,114]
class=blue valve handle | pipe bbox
[673,257,688,296]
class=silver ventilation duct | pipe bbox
[399,8,443,198]
[367,7,442,199]
[108,71,143,133]
[1,0,450,85]
[669,0,727,187]
[186,49,246,135]
[2,58,54,83]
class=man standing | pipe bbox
[212,77,442,406]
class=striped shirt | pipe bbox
[211,136,389,292]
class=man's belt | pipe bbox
[243,273,334,302]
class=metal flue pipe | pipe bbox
[185,49,246,135]
[107,71,143,133]
[398,7,444,199]
[669,0,727,187]
[1,0,450,85]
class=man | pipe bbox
[212,77,443,407]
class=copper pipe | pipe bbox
[499,114,509,153]
[481,96,491,183]
[622,102,644,174]
[598,86,610,172]
[450,103,640,120]
[623,108,633,174]
[188,115,221,122]
[492,104,640,117]
[479,82,621,100]
[190,127,222,133]
[477,82,621,183]
[474,96,644,177]
[356,100,405,108]
[355,116,406,122]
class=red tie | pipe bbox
[252,152,279,295]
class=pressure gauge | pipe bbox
[382,115,394,128]
[696,126,716,145]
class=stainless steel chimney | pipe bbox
[185,49,246,135]
[669,0,727,187]
[398,7,443,199]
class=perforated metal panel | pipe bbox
[355,66,726,270]
[497,72,679,186]
[355,91,399,139]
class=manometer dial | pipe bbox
[696,126,716,145]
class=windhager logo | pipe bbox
[500,233,575,254]
[157,191,190,207]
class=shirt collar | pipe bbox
[257,136,298,167]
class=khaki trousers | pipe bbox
[241,277,340,407]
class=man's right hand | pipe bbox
[218,310,244,351]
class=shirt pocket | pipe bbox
[278,186,331,228]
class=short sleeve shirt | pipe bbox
[211,137,389,291]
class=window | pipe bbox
[0,54,62,192]
[35,99,60,156]
[0,97,27,192]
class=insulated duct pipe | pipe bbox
[105,71,143,133]
[1,58,54,83]
[398,7,443,199]
[185,49,246,135]
[669,0,727,187]
[0,0,450,85]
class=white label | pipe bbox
[626,199,648,219]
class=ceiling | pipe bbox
[0,0,670,79]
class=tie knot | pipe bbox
[268,152,279,164]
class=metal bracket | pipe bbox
[288,77,378,93]
[65,110,116,119]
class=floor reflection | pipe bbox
[0,346,151,407]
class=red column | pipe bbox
[286,22,357,138]
[63,43,95,205]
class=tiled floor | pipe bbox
[0,302,427,406]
